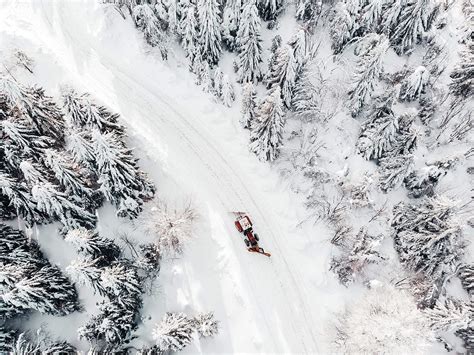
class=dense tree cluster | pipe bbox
[0,224,79,349]
[391,197,465,291]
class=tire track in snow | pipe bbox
[39,2,319,352]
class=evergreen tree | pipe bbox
[179,1,199,62]
[257,0,284,21]
[61,88,124,136]
[359,0,384,33]
[198,0,222,64]
[240,82,257,129]
[348,33,389,116]
[378,153,414,192]
[213,67,223,97]
[392,197,465,280]
[65,228,120,262]
[330,227,386,285]
[1,264,79,316]
[43,148,101,210]
[0,326,16,353]
[91,129,155,218]
[78,300,137,351]
[288,27,311,68]
[31,182,96,230]
[389,0,440,55]
[356,92,399,160]
[0,171,44,224]
[1,117,53,169]
[458,264,474,296]
[222,0,242,51]
[152,312,195,352]
[449,38,473,98]
[201,61,214,93]
[266,44,297,107]
[295,0,321,28]
[100,262,141,303]
[221,75,235,107]
[291,61,318,119]
[236,0,263,84]
[133,4,169,60]
[250,87,285,162]
[329,1,356,54]
[66,256,105,295]
[64,129,95,166]
[399,66,430,102]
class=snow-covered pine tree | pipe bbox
[356,91,399,160]
[43,148,101,210]
[138,200,197,255]
[91,129,155,218]
[378,153,414,192]
[0,171,44,224]
[426,297,473,333]
[359,0,384,33]
[152,312,195,352]
[392,197,465,280]
[249,87,285,162]
[222,0,242,52]
[389,0,440,55]
[136,242,161,274]
[213,67,223,97]
[0,326,16,353]
[348,33,389,116]
[257,0,284,21]
[100,262,142,305]
[133,4,169,60]
[66,256,105,295]
[64,129,95,166]
[2,264,79,316]
[329,1,357,54]
[65,228,120,263]
[201,61,214,93]
[295,0,321,29]
[404,157,457,198]
[288,27,312,68]
[61,88,124,136]
[458,264,474,296]
[197,0,222,64]
[193,312,219,337]
[291,61,318,119]
[449,38,473,98]
[0,117,53,170]
[240,81,257,129]
[78,300,137,351]
[399,66,430,102]
[179,1,199,63]
[221,75,235,107]
[330,227,386,285]
[31,182,97,231]
[266,44,297,107]
[236,0,263,84]
[4,84,66,142]
[337,284,432,353]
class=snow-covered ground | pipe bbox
[0,1,350,352]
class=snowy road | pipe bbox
[0,1,336,352]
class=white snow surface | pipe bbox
[0,1,349,352]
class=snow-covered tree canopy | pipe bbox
[336,284,433,353]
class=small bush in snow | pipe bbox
[193,312,219,337]
[138,200,197,255]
